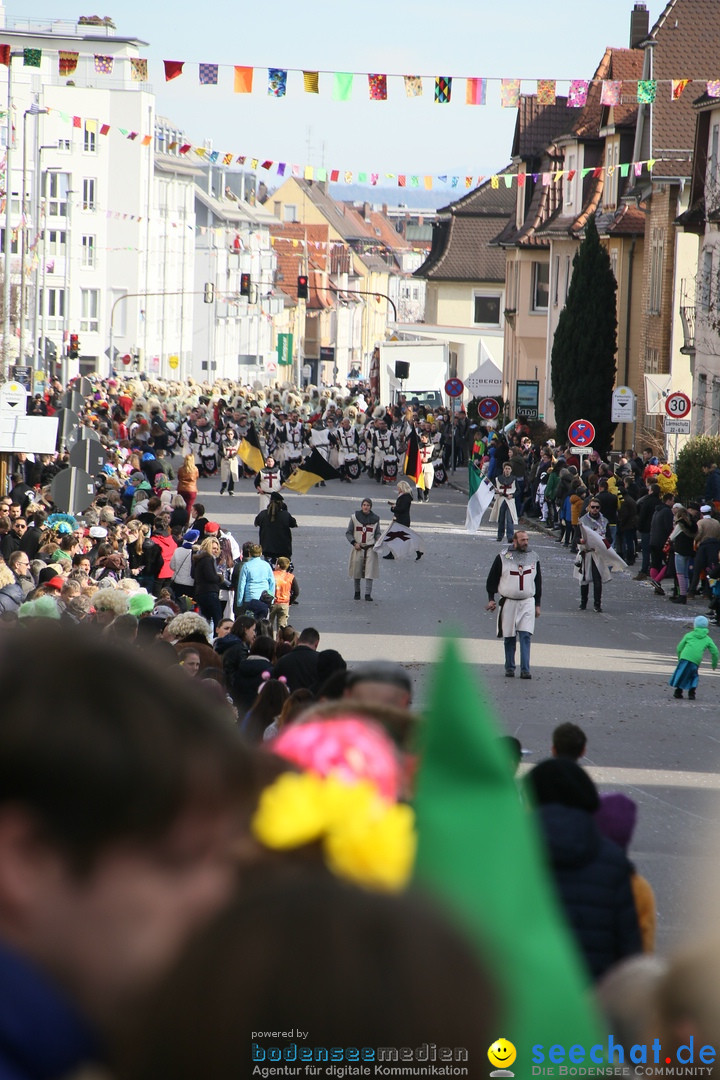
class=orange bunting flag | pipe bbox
[672,79,690,99]
[234,66,253,93]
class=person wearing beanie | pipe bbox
[526,758,642,979]
[669,615,719,700]
[169,528,200,603]
[595,793,656,953]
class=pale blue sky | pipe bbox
[11,1,661,181]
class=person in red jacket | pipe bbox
[147,514,177,596]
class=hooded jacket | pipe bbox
[677,625,720,667]
[536,804,642,979]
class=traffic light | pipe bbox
[240,273,251,297]
[297,274,309,300]
[203,282,215,303]
[69,333,80,359]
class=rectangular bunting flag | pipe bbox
[303,70,319,93]
[466,78,486,105]
[568,79,588,107]
[404,75,422,97]
[199,63,218,85]
[637,80,656,103]
[268,68,287,97]
[368,73,387,100]
[537,79,556,105]
[23,48,41,67]
[100,123,110,136]
[94,55,113,74]
[234,66,253,93]
[500,79,520,107]
[223,152,233,165]
[600,80,621,105]
[58,50,78,75]
[707,80,720,99]
[0,45,10,66]
[131,57,148,82]
[435,76,452,103]
[333,72,353,101]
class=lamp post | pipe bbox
[18,104,47,372]
[31,146,54,378]
[2,51,23,377]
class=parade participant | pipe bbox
[281,411,306,479]
[346,498,381,601]
[253,457,283,512]
[488,462,517,542]
[485,530,541,679]
[371,420,396,484]
[417,433,435,501]
[218,427,240,497]
[377,481,424,562]
[336,417,359,482]
[575,499,626,612]
[254,493,297,565]
[669,615,719,700]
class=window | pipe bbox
[644,348,660,423]
[473,294,501,325]
[701,249,713,311]
[610,249,618,281]
[47,172,69,217]
[553,254,560,305]
[282,204,297,223]
[0,228,19,254]
[83,121,97,154]
[649,227,665,314]
[47,230,66,255]
[57,138,71,153]
[80,288,100,332]
[41,287,66,329]
[564,255,571,301]
[531,261,549,311]
[564,152,576,210]
[82,178,96,211]
[81,235,95,268]
[710,124,720,188]
[605,141,619,209]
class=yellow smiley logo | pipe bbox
[488,1039,517,1070]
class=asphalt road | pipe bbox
[196,466,720,956]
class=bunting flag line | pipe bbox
[164,60,184,82]
[568,79,589,107]
[368,73,387,101]
[537,78,556,105]
[23,48,41,68]
[707,80,720,98]
[130,57,147,82]
[58,50,78,75]
[0,44,10,66]
[672,78,690,99]
[234,66,253,94]
[333,72,353,101]
[268,68,287,97]
[637,79,657,103]
[303,70,319,94]
[500,78,521,107]
[434,76,452,104]
[404,75,423,98]
[600,79,621,105]
[94,55,113,75]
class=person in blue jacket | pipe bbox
[236,543,275,620]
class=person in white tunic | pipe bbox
[485,531,542,679]
[254,457,283,512]
[488,462,518,542]
[346,498,381,601]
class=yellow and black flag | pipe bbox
[283,448,341,494]
[404,428,425,490]
[238,425,265,474]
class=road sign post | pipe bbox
[568,419,596,448]
[477,397,500,422]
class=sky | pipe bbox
[10,1,664,189]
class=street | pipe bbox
[197,469,720,955]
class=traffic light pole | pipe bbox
[314,284,397,321]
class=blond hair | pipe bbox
[0,560,15,589]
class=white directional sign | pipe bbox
[611,385,636,423]
[0,380,28,413]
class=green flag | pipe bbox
[332,72,353,101]
[413,639,603,1066]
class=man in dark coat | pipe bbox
[254,493,297,563]
[526,758,642,980]
[272,626,321,692]
[634,484,661,579]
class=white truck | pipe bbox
[375,339,449,413]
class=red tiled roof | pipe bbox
[270,223,335,308]
[512,95,570,161]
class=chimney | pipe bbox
[363,201,371,221]
[630,2,649,48]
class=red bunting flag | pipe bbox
[73,116,81,128]
[330,169,340,182]
[179,143,191,154]
[164,60,184,82]
[0,45,10,66]
[100,124,110,136]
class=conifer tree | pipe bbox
[550,216,617,454]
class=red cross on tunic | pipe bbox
[499,484,513,497]
[263,470,278,486]
[509,565,533,591]
[356,524,374,545]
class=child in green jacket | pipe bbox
[669,615,719,700]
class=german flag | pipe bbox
[283,448,341,494]
[238,425,265,473]
[404,427,425,490]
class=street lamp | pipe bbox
[32,147,56,378]
[18,104,48,371]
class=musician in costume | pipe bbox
[281,411,306,479]
[488,461,518,542]
[418,433,435,502]
[485,530,542,679]
[371,421,396,484]
[346,498,381,602]
[336,418,359,483]
[575,500,627,613]
[254,456,283,512]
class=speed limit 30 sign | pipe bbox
[665,391,691,419]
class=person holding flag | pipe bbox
[403,426,426,500]
[375,481,424,562]
[218,426,240,496]
[346,498,381,602]
[489,461,518,542]
[237,422,265,479]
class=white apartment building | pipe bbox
[191,163,279,384]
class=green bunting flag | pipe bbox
[413,639,603,1063]
[332,72,353,101]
